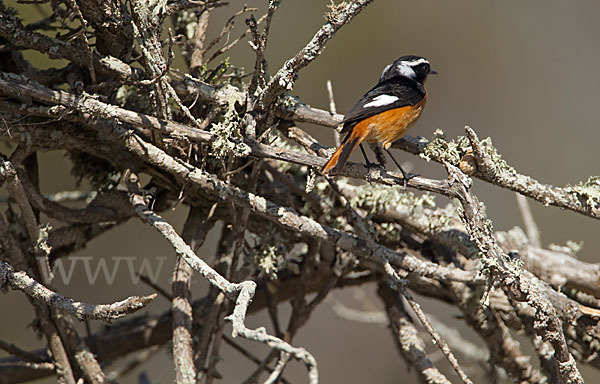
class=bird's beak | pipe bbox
[429,69,438,75]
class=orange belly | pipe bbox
[355,98,426,149]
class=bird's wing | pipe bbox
[340,77,425,134]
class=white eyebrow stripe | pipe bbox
[363,95,399,108]
[404,58,429,67]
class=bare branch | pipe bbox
[256,0,374,109]
[326,79,341,147]
[0,261,157,322]
[378,282,452,384]
[0,340,50,364]
[516,192,542,248]
[173,207,213,383]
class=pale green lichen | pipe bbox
[348,183,443,242]
[378,222,403,242]
[35,223,52,257]
[349,183,436,215]
[567,176,600,208]
[208,85,250,160]
[566,240,584,254]
[254,244,279,280]
[250,231,303,279]
[420,129,471,164]
[549,240,584,256]
[305,168,316,193]
[420,129,516,175]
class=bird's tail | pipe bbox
[321,125,369,174]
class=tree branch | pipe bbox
[0,261,157,322]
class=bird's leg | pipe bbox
[360,143,384,183]
[369,142,387,167]
[359,144,377,168]
[385,148,419,187]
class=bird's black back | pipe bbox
[341,76,426,134]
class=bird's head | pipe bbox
[380,55,436,84]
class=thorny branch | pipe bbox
[0,1,598,384]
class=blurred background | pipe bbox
[2,0,600,382]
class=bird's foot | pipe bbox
[399,169,419,188]
[364,161,384,183]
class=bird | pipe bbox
[320,55,436,183]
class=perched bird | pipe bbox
[320,55,436,182]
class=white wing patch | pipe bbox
[363,94,399,108]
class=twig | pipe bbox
[256,0,374,109]
[326,80,341,147]
[173,207,213,383]
[247,1,279,98]
[206,13,267,64]
[241,351,278,384]
[425,313,489,365]
[446,282,545,383]
[223,336,291,384]
[226,281,318,384]
[188,8,211,73]
[31,303,76,384]
[378,282,452,384]
[2,263,591,383]
[0,360,55,381]
[199,5,257,60]
[194,226,230,376]
[1,10,595,224]
[106,346,161,382]
[4,71,595,232]
[204,310,226,384]
[263,352,290,384]
[0,340,50,364]
[137,274,172,300]
[64,0,96,83]
[326,295,388,325]
[0,158,43,250]
[396,278,473,384]
[0,261,157,322]
[165,0,228,17]
[516,193,542,248]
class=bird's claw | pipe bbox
[399,171,419,188]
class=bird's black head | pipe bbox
[380,55,436,84]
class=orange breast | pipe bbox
[356,97,426,149]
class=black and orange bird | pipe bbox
[321,55,436,182]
